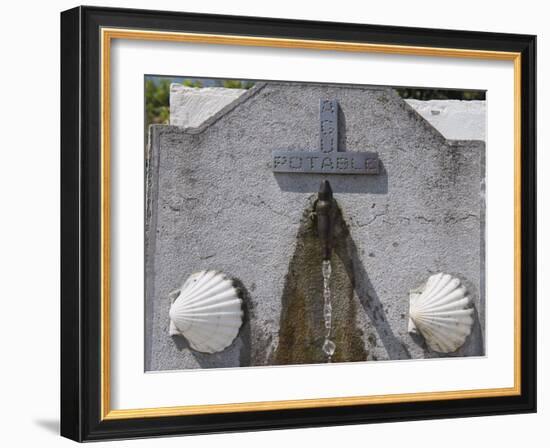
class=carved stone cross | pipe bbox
[272,99,380,174]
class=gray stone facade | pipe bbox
[145,82,485,371]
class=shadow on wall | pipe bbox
[333,201,412,360]
[274,161,388,194]
[273,105,388,194]
[335,206,484,360]
[171,202,483,366]
[272,197,408,365]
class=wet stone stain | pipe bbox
[272,197,367,365]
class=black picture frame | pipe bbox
[61,5,536,442]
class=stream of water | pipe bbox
[322,260,336,362]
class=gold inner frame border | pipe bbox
[100,27,522,420]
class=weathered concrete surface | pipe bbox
[405,99,486,141]
[145,82,485,371]
[169,84,246,127]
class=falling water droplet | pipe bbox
[322,339,336,356]
[321,259,335,362]
[322,259,332,279]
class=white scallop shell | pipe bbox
[408,273,474,353]
[168,270,243,353]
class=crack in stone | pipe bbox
[353,212,387,228]
[382,216,411,225]
[415,216,436,224]
[415,214,479,225]
[350,213,479,227]
[239,196,298,222]
[443,213,478,224]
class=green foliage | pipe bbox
[221,79,255,89]
[144,78,256,132]
[145,79,170,129]
[395,88,485,101]
[182,79,203,88]
[144,77,484,137]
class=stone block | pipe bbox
[405,99,486,140]
[145,82,485,370]
[169,84,246,128]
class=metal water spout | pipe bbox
[315,180,334,261]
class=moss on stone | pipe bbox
[272,197,367,365]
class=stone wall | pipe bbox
[145,82,485,371]
[405,99,486,140]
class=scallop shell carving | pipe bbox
[408,273,474,353]
[168,270,244,353]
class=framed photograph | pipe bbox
[60,6,536,441]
